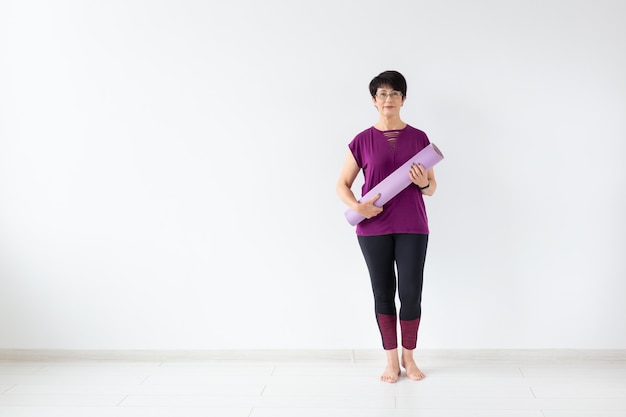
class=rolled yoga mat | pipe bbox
[345,143,444,226]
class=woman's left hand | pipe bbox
[410,163,429,188]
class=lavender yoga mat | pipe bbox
[344,143,444,226]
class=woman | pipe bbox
[336,70,437,383]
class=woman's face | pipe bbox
[372,85,405,117]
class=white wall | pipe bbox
[1,0,624,350]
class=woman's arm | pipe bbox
[421,168,437,196]
[410,164,437,196]
[336,150,383,219]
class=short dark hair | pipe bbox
[369,70,407,97]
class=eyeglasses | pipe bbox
[376,91,403,100]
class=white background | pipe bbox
[1,0,625,350]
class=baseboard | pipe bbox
[1,348,625,363]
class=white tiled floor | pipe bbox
[0,350,625,417]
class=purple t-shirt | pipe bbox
[348,125,430,236]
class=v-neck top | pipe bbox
[348,125,431,236]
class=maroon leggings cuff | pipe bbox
[400,318,421,350]
[376,313,398,350]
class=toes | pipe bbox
[381,372,399,383]
[408,370,425,381]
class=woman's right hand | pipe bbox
[355,194,383,219]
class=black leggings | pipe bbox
[358,234,428,349]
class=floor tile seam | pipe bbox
[26,366,46,377]
[116,394,129,407]
[519,367,526,377]
[1,384,16,394]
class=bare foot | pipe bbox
[381,349,401,383]
[401,353,425,381]
[381,363,401,383]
